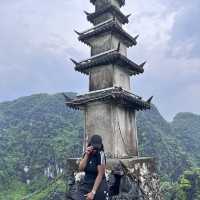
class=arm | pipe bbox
[79,146,93,171]
[79,153,89,171]
[86,165,106,200]
[92,164,105,193]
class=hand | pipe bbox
[85,146,93,155]
[86,192,95,200]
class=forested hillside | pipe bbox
[137,107,192,181]
[171,113,200,166]
[0,93,199,199]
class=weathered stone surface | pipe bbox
[79,20,136,48]
[93,0,122,11]
[89,65,130,91]
[88,5,128,26]
[84,102,138,158]
[90,34,127,56]
[89,65,114,90]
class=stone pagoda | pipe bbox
[65,0,162,199]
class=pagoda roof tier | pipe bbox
[65,87,151,111]
[86,4,129,25]
[78,19,137,47]
[90,0,125,7]
[71,49,145,75]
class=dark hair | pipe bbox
[87,134,104,151]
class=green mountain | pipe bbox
[137,107,193,181]
[0,93,199,199]
[0,93,84,199]
[171,113,200,166]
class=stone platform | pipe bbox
[66,157,162,200]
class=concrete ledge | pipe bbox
[67,156,156,174]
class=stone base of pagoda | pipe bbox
[66,157,163,200]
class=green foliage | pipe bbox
[0,180,28,200]
[179,168,200,199]
[0,93,82,199]
[163,168,200,200]
[22,177,66,200]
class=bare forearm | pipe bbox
[92,174,103,193]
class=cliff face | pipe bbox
[171,112,200,166]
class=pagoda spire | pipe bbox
[75,0,137,59]
[86,4,130,25]
[90,0,125,9]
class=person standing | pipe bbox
[78,135,109,200]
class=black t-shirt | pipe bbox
[83,151,106,185]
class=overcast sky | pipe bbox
[0,0,199,121]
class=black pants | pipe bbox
[77,178,109,200]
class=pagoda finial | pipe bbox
[90,0,125,7]
[117,42,121,52]
[139,61,147,68]
[62,93,73,102]
[146,96,154,104]
[126,14,132,19]
[74,30,81,36]
[70,58,78,65]
[134,34,139,40]
[132,35,139,45]
[84,11,90,16]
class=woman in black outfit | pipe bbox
[77,135,109,200]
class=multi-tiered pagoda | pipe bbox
[66,0,152,159]
[65,1,162,199]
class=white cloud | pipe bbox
[0,0,199,120]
